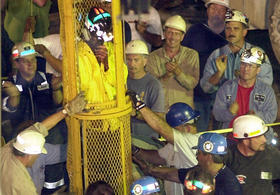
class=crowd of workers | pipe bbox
[1,0,280,194]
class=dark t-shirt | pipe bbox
[181,23,228,100]
[225,145,280,195]
[127,73,164,138]
[179,165,242,195]
[215,166,242,195]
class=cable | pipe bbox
[198,122,280,135]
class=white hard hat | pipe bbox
[241,46,265,65]
[164,15,187,33]
[225,9,249,27]
[13,130,47,154]
[233,115,268,139]
[126,40,149,55]
[205,0,230,8]
[12,42,36,60]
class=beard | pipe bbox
[249,142,266,152]
[258,143,266,151]
[209,15,225,28]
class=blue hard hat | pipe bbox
[131,176,160,195]
[192,133,227,155]
[166,102,200,128]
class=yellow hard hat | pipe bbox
[241,46,266,65]
[126,40,149,55]
[164,15,186,33]
[225,9,249,27]
[12,42,36,60]
[13,130,47,154]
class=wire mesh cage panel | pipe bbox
[82,115,132,194]
[58,0,132,194]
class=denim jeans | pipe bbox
[194,99,214,132]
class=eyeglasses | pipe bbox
[184,179,214,194]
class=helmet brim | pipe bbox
[233,126,268,139]
[205,1,230,8]
[183,110,200,125]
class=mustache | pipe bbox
[228,35,236,38]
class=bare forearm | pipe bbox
[209,71,224,86]
[156,112,165,120]
[136,111,164,121]
[43,52,62,73]
[139,107,174,144]
[22,32,35,45]
[134,149,166,166]
[41,110,66,130]
[148,166,180,183]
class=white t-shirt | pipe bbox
[158,129,199,195]
[34,34,62,76]
[123,6,163,51]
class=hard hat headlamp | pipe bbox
[85,7,113,42]
[131,176,160,195]
[184,179,214,194]
[225,9,249,26]
[12,43,36,59]
[241,47,265,65]
[225,9,234,20]
[132,183,160,195]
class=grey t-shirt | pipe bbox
[127,73,164,138]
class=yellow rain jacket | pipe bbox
[78,41,128,104]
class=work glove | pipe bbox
[64,92,87,116]
[126,90,146,111]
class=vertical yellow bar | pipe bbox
[112,0,129,194]
[58,0,82,194]
[112,0,126,108]
[66,117,83,194]
[61,0,78,101]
